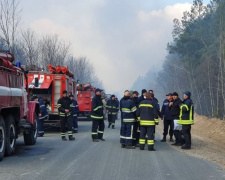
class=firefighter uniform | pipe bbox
[131,91,140,146]
[120,96,137,148]
[69,95,79,133]
[178,91,194,149]
[38,97,48,137]
[136,99,159,151]
[57,91,75,141]
[91,92,105,141]
[106,95,119,129]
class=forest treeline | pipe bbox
[0,0,103,88]
[159,0,225,119]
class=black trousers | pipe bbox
[133,121,140,146]
[60,116,73,137]
[182,125,191,147]
[139,126,155,150]
[108,114,116,126]
[163,120,174,137]
[92,119,105,139]
[174,130,182,143]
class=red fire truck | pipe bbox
[77,83,95,120]
[27,65,76,126]
[0,51,39,161]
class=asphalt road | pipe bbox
[0,121,225,180]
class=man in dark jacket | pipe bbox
[136,92,159,151]
[106,94,119,129]
[170,92,183,145]
[131,91,140,146]
[57,90,75,141]
[120,91,137,149]
[91,88,105,142]
[178,91,194,149]
[161,93,173,142]
[137,89,147,104]
[69,95,79,133]
[32,96,48,137]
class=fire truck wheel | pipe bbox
[23,115,37,145]
[0,116,6,161]
[4,115,16,156]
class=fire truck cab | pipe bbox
[27,65,76,126]
[0,51,39,161]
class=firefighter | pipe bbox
[137,92,159,151]
[120,90,137,149]
[69,94,79,133]
[178,91,194,149]
[131,91,140,146]
[170,92,183,146]
[32,95,48,137]
[106,94,119,129]
[161,93,174,142]
[91,88,105,142]
[148,90,161,141]
[57,90,75,141]
[137,89,147,104]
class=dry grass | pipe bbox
[157,115,225,170]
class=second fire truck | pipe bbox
[27,64,77,126]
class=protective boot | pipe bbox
[108,124,111,128]
[62,136,67,141]
[170,136,174,142]
[161,136,166,142]
[69,135,75,141]
[112,125,115,129]
[148,145,156,151]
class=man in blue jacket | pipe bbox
[120,90,137,149]
[32,95,48,137]
[161,93,174,142]
[69,95,79,133]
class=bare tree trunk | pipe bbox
[0,0,21,53]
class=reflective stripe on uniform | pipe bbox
[178,119,194,125]
[61,133,66,137]
[139,104,153,108]
[147,140,154,145]
[140,120,155,126]
[131,107,137,112]
[92,132,98,135]
[93,106,103,111]
[57,104,62,108]
[98,131,104,134]
[139,139,145,144]
[121,108,131,113]
[154,118,159,123]
[68,131,73,135]
[123,118,135,122]
[91,115,103,119]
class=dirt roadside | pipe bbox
[157,114,225,170]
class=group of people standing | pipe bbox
[89,88,194,151]
[161,91,194,149]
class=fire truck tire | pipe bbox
[5,115,16,156]
[0,116,6,161]
[23,115,37,145]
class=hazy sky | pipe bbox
[20,0,210,94]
